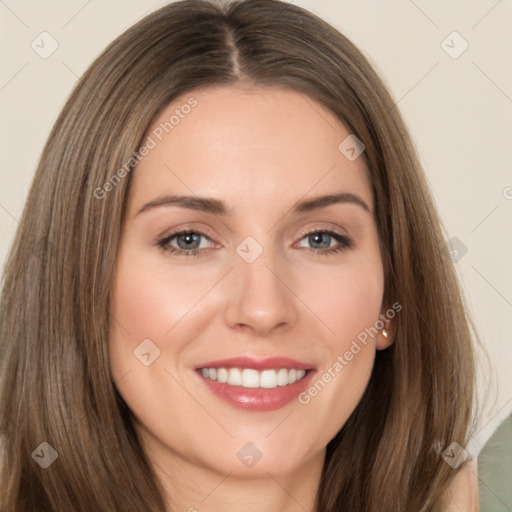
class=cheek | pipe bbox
[108,245,228,393]
[297,255,384,349]
[108,250,181,382]
[293,255,384,438]
[111,262,191,337]
[107,252,204,447]
[109,248,222,347]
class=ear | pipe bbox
[376,302,400,350]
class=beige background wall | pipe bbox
[1,0,511,454]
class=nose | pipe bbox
[224,252,298,337]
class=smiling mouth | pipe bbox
[198,367,308,388]
[195,356,315,411]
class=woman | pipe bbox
[0,0,479,510]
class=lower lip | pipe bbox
[197,371,315,411]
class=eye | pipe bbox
[157,228,353,257]
[158,230,214,256]
[296,230,353,254]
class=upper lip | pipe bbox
[196,356,313,371]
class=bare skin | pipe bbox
[109,85,474,511]
[444,459,480,511]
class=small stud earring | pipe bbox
[382,328,388,338]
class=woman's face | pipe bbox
[109,85,392,480]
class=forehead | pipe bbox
[128,85,372,213]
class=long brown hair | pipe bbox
[0,1,476,510]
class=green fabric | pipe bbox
[478,413,512,511]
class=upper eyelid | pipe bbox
[297,226,347,238]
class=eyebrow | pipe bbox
[136,192,370,216]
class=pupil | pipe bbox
[178,233,200,249]
[310,233,330,248]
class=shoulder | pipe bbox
[442,458,479,511]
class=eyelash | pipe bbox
[157,228,354,257]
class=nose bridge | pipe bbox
[224,241,298,335]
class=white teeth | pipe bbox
[260,370,277,389]
[217,368,228,383]
[199,367,308,388]
[277,368,289,386]
[228,368,242,386]
[242,369,259,388]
